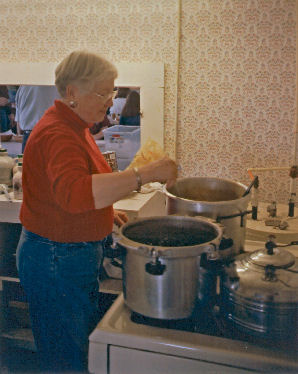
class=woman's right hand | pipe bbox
[140,157,178,188]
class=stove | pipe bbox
[89,240,298,374]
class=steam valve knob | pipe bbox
[265,240,276,255]
[145,258,166,275]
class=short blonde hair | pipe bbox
[55,50,118,97]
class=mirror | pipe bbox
[0,62,164,158]
[0,84,141,170]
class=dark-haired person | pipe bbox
[119,90,140,126]
[0,86,12,133]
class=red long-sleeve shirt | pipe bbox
[20,100,114,242]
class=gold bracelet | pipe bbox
[132,167,142,192]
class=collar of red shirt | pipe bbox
[54,99,94,130]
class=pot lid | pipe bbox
[247,246,295,268]
[222,246,298,303]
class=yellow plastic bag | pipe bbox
[126,138,166,169]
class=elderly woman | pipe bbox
[16,50,177,373]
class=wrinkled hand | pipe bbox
[149,157,178,188]
[114,209,129,227]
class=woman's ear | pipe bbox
[65,84,78,100]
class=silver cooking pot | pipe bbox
[117,215,223,319]
[164,177,251,257]
[220,242,298,341]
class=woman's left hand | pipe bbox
[114,209,129,227]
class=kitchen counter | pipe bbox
[246,202,298,244]
[1,141,22,156]
[0,189,166,223]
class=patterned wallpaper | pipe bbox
[177,0,297,204]
[0,0,296,203]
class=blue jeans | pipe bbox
[16,228,104,373]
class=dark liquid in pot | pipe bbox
[123,225,216,247]
[171,187,239,202]
[167,178,244,202]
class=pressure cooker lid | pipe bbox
[224,247,298,303]
[247,246,295,268]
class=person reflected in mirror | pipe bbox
[16,50,178,373]
[15,85,60,152]
[0,85,13,133]
[108,86,130,122]
[7,85,19,134]
[7,85,18,105]
[119,90,140,126]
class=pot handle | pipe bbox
[110,259,123,269]
[103,237,124,259]
[216,210,252,227]
[145,249,166,276]
[219,237,234,251]
[225,262,240,290]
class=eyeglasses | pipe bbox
[93,90,117,102]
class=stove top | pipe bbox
[131,306,223,336]
[90,293,298,373]
[130,304,297,354]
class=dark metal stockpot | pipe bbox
[165,177,251,257]
[117,215,223,319]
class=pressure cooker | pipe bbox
[116,215,224,319]
[220,240,298,341]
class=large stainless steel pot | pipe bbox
[220,242,298,341]
[118,215,223,319]
[164,177,251,257]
